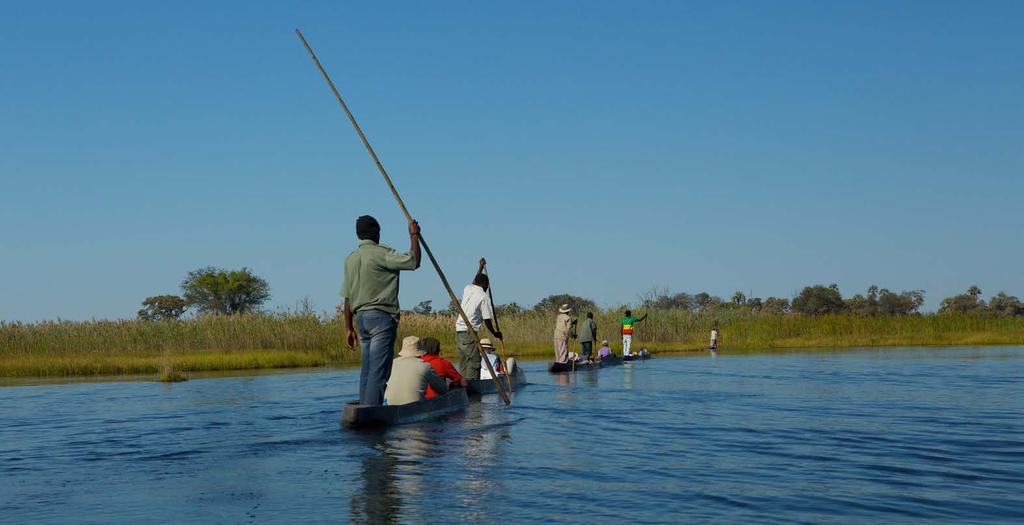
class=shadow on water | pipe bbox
[346,397,516,524]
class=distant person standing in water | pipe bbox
[710,324,720,350]
[341,215,421,405]
[553,304,574,363]
[620,310,648,357]
[578,312,598,362]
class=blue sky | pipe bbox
[2,1,1022,321]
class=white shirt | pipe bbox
[480,352,502,380]
[454,284,493,332]
[711,329,719,341]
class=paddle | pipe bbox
[296,30,511,406]
[481,261,514,396]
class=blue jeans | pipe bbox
[356,309,397,405]
[580,341,593,359]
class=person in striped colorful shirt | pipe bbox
[620,310,648,357]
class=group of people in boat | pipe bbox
[551,305,653,364]
[340,215,513,407]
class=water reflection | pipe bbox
[349,426,446,524]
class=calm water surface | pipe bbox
[2,347,1023,524]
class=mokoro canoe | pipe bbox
[466,367,528,396]
[340,388,469,429]
[622,353,652,362]
[548,356,623,373]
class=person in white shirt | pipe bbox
[454,258,503,379]
[710,324,719,350]
[479,339,506,380]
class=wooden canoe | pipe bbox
[340,388,469,429]
[622,353,652,362]
[466,367,528,396]
[548,355,623,373]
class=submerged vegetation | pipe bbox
[2,308,1023,379]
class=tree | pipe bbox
[532,294,598,314]
[746,297,763,312]
[138,295,189,321]
[495,302,522,316]
[877,288,925,316]
[939,285,986,314]
[763,297,790,314]
[791,284,846,315]
[181,267,270,316]
[692,292,714,310]
[987,292,1023,317]
[640,288,693,310]
[412,300,433,315]
[731,292,747,306]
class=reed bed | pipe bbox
[2,312,1022,378]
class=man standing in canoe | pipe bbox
[553,304,574,363]
[454,258,503,379]
[341,215,421,405]
[620,310,648,357]
[578,311,598,362]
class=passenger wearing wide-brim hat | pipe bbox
[552,304,575,363]
[384,336,448,406]
[479,338,506,380]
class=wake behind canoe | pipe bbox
[340,388,469,429]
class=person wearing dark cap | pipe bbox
[453,257,503,379]
[341,215,422,405]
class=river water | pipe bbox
[2,346,1023,524]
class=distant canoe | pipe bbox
[548,356,623,373]
[466,367,528,396]
[340,388,469,429]
[622,353,652,362]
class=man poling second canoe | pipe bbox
[454,258,503,380]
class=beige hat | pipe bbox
[601,340,608,346]
[479,338,495,351]
[398,336,424,357]
[558,304,572,314]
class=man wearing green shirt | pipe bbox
[578,312,597,362]
[341,215,421,405]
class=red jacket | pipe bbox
[421,354,463,399]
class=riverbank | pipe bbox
[2,312,1023,378]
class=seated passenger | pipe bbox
[383,336,448,405]
[479,339,506,380]
[598,340,613,360]
[420,336,467,399]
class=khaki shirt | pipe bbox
[340,239,417,317]
[384,356,448,405]
[553,313,573,340]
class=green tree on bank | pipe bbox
[137,295,189,321]
[182,267,270,315]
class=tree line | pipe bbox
[139,268,1023,321]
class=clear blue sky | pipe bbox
[3,1,1022,321]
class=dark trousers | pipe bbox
[580,341,593,359]
[356,309,397,405]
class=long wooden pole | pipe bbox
[481,264,513,394]
[295,29,510,405]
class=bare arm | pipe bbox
[638,313,649,323]
[408,220,422,269]
[344,298,356,349]
[478,257,486,274]
[484,319,503,340]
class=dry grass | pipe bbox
[2,311,1022,378]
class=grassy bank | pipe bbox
[2,311,1023,378]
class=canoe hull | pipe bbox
[466,368,528,395]
[340,388,469,429]
[548,356,622,373]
